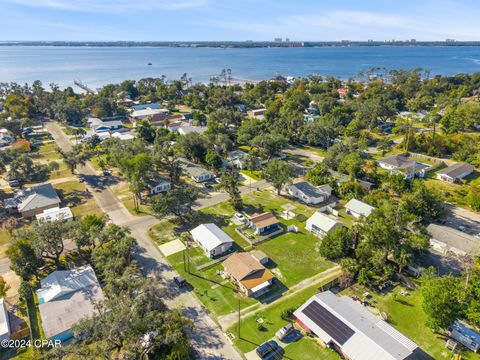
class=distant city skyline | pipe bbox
[0,0,479,41]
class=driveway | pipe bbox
[46,122,243,360]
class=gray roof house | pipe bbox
[87,117,123,133]
[437,163,474,183]
[4,184,61,218]
[377,154,429,179]
[37,265,104,342]
[306,211,343,238]
[288,181,332,205]
[176,158,214,183]
[190,223,234,258]
[177,125,208,136]
[294,291,419,360]
[146,172,171,195]
[426,223,480,257]
[345,199,375,219]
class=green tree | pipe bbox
[0,276,10,298]
[150,187,198,221]
[205,149,223,170]
[421,276,463,331]
[219,170,243,210]
[6,238,44,280]
[263,160,295,195]
[57,144,88,174]
[318,227,354,260]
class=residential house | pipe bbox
[36,206,73,223]
[450,321,480,352]
[87,117,123,133]
[129,107,170,123]
[437,163,474,183]
[377,154,429,179]
[0,299,10,342]
[344,198,375,219]
[249,212,281,235]
[146,172,171,195]
[306,211,343,238]
[337,87,348,98]
[222,252,275,297]
[294,291,419,360]
[228,150,249,169]
[37,265,104,342]
[5,184,61,218]
[288,181,332,205]
[190,223,234,258]
[131,103,162,111]
[426,223,479,257]
[111,131,135,141]
[176,158,214,182]
[177,125,208,136]
[247,108,266,119]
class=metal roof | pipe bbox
[307,211,342,233]
[291,181,331,199]
[12,184,61,213]
[426,223,480,255]
[294,291,418,360]
[190,223,234,252]
[345,198,375,217]
[437,162,474,179]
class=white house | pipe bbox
[437,163,474,183]
[190,224,234,258]
[306,211,343,238]
[177,126,208,136]
[146,172,171,195]
[288,182,332,205]
[36,206,74,223]
[377,154,429,179]
[426,223,479,257]
[36,265,104,342]
[87,117,123,133]
[344,199,375,219]
[0,299,10,342]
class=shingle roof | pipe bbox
[145,172,170,188]
[176,158,212,178]
[345,198,375,217]
[222,253,274,290]
[291,181,331,199]
[190,224,234,252]
[378,154,423,171]
[437,162,474,179]
[15,184,61,213]
[294,291,418,360]
[250,212,279,229]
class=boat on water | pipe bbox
[147,62,152,65]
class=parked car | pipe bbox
[275,323,294,341]
[173,276,187,287]
[234,213,246,223]
[458,225,466,232]
[203,182,213,189]
[103,170,111,176]
[256,340,280,358]
[7,179,20,187]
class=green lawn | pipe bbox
[342,284,480,360]
[227,275,339,354]
[53,180,103,218]
[111,182,153,216]
[167,248,258,316]
[149,220,178,245]
[0,230,12,259]
[240,169,262,181]
[284,338,340,360]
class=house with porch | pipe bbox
[249,212,281,235]
[306,211,343,238]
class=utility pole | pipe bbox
[237,299,241,339]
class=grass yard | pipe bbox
[111,182,153,216]
[424,178,470,209]
[342,284,480,360]
[227,275,340,354]
[53,180,103,218]
[149,220,178,245]
[167,248,258,316]
[239,169,262,181]
[0,230,12,259]
[283,338,340,360]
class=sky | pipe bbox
[0,0,479,41]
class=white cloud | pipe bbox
[3,0,207,13]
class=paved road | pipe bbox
[46,122,242,360]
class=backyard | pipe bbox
[53,180,103,218]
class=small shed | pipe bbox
[251,250,269,265]
[450,321,480,352]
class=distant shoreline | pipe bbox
[1,41,480,48]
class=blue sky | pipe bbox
[0,0,478,41]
